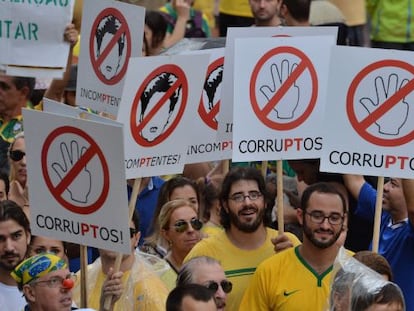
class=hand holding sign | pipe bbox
[260,60,300,120]
[52,141,92,204]
[360,74,409,136]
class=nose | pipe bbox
[320,217,331,229]
[4,238,15,251]
[215,286,226,299]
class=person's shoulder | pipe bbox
[259,246,296,270]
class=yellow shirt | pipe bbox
[328,0,366,26]
[239,246,353,311]
[185,227,301,311]
[219,0,253,18]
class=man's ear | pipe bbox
[19,85,31,100]
[221,200,228,214]
[23,284,36,302]
[280,4,287,18]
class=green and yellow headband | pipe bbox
[11,253,67,286]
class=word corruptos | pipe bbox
[329,151,414,171]
[37,215,124,244]
[238,137,322,153]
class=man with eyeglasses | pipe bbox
[240,182,349,311]
[177,256,231,311]
[73,210,169,311]
[184,167,301,310]
[11,252,121,311]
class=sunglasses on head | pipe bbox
[206,280,233,294]
[172,218,203,233]
[9,150,26,161]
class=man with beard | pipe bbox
[249,0,283,27]
[239,182,348,311]
[184,167,300,311]
[0,200,31,310]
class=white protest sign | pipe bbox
[43,97,121,126]
[179,48,231,164]
[0,0,73,77]
[219,26,338,159]
[117,54,209,178]
[321,46,414,178]
[76,0,145,115]
[23,109,130,254]
[232,36,334,162]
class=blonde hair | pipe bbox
[146,199,197,249]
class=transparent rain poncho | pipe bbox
[329,247,405,311]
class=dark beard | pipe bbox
[228,205,264,233]
[303,219,341,249]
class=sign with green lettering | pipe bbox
[0,0,74,76]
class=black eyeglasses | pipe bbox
[306,211,344,225]
[9,150,26,162]
[32,273,77,289]
[130,228,138,238]
[206,280,233,294]
[172,218,203,233]
[229,191,262,203]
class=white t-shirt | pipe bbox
[0,281,26,311]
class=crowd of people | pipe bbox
[1,0,413,310]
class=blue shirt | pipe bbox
[356,182,414,311]
[127,177,165,245]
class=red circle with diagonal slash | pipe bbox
[41,126,110,215]
[198,57,224,130]
[347,59,414,147]
[89,7,131,85]
[250,46,318,130]
[130,64,188,147]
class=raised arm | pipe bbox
[43,23,78,102]
[343,174,366,200]
[162,0,190,49]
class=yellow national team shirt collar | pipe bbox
[295,246,333,287]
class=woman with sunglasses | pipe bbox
[8,132,29,218]
[143,176,201,256]
[153,199,203,275]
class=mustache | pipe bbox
[238,206,258,214]
[315,228,334,235]
[1,251,19,258]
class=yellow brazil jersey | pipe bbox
[184,227,301,311]
[219,0,253,18]
[239,246,334,311]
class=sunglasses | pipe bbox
[206,280,233,294]
[9,150,26,162]
[172,218,203,233]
